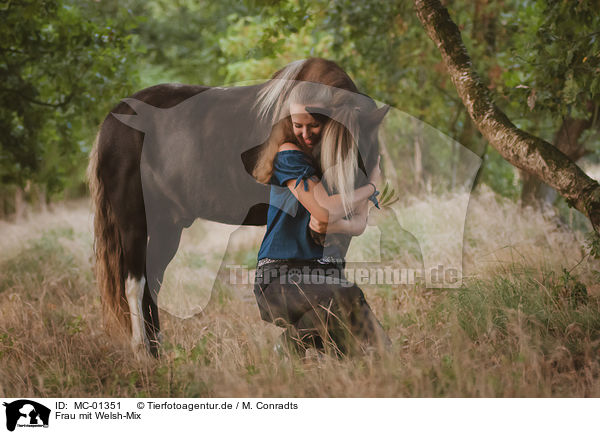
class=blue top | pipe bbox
[257,150,325,261]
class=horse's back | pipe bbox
[97,83,210,165]
[94,85,210,228]
[127,83,211,110]
[95,83,270,228]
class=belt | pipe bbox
[257,256,344,268]
[255,258,346,284]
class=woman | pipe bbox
[252,81,390,357]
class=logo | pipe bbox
[3,400,50,432]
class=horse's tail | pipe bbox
[87,129,131,335]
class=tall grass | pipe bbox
[0,191,599,397]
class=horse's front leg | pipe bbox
[142,279,161,356]
[143,220,183,356]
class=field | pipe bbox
[1,185,599,397]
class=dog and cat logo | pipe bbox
[3,400,50,431]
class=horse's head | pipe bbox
[302,88,390,256]
[315,89,389,189]
[356,100,390,184]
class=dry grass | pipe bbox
[1,189,599,397]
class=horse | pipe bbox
[88,57,389,356]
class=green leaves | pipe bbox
[585,231,600,260]
[501,0,600,118]
[377,181,399,209]
[0,0,141,193]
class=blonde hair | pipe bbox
[320,99,359,216]
[253,82,332,183]
[253,72,361,216]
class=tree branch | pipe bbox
[414,0,600,234]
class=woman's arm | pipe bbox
[280,144,380,223]
[287,178,373,223]
[309,200,369,236]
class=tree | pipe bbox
[0,0,140,211]
[490,1,600,207]
[414,0,600,234]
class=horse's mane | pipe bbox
[254,58,359,125]
[255,59,306,122]
[252,58,365,216]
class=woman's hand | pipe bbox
[311,201,369,236]
[309,215,329,234]
[349,200,369,235]
[310,214,357,235]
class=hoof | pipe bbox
[131,336,153,359]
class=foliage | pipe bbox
[2,0,599,210]
[122,0,248,86]
[499,1,600,119]
[479,148,521,200]
[0,0,141,194]
[585,231,600,259]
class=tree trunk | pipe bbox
[521,116,591,208]
[14,186,26,221]
[0,190,5,220]
[472,0,497,57]
[35,183,48,213]
[520,170,557,208]
[414,0,600,234]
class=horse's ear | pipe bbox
[111,98,158,132]
[364,104,390,127]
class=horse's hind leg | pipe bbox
[121,228,149,354]
[144,219,183,356]
[126,274,148,354]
